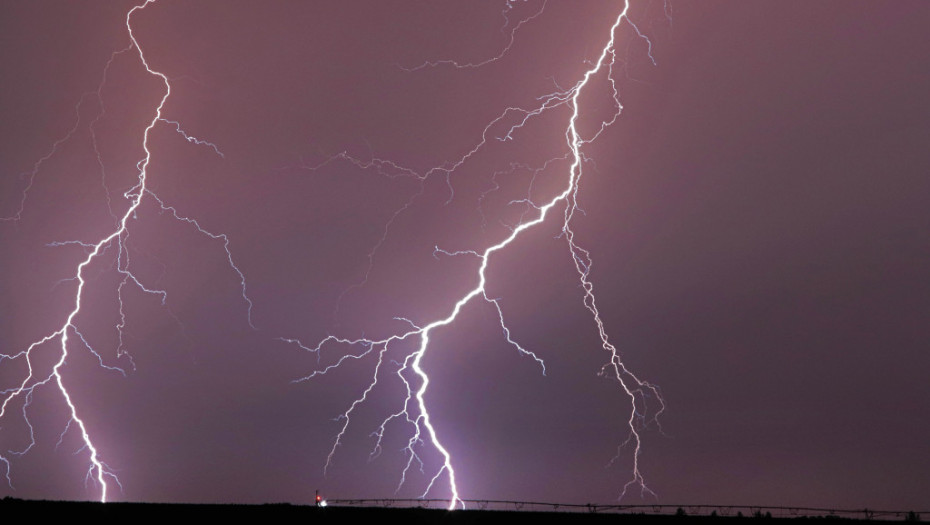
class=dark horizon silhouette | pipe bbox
[1,497,924,524]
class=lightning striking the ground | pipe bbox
[0,0,254,501]
[284,0,664,510]
[3,0,663,508]
[5,0,928,512]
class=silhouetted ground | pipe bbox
[0,497,907,524]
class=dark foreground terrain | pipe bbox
[3,497,905,525]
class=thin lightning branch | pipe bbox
[295,151,426,321]
[2,43,134,224]
[158,119,226,158]
[2,95,90,222]
[293,0,663,509]
[90,44,135,226]
[145,190,256,329]
[334,183,426,319]
[626,17,657,66]
[400,0,549,71]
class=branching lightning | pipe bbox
[0,0,254,501]
[285,0,665,510]
[3,0,665,507]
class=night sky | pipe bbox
[2,0,929,512]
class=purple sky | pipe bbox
[2,0,929,511]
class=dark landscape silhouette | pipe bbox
[2,497,922,524]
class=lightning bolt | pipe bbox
[287,0,664,510]
[1,0,253,501]
[4,0,664,507]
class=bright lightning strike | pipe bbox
[0,0,254,501]
[286,0,664,510]
[3,0,665,507]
